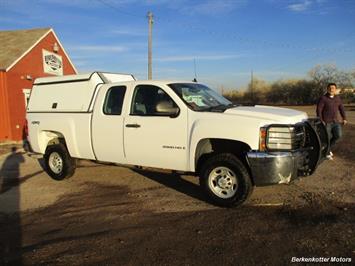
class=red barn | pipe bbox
[0,28,77,142]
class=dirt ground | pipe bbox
[0,105,354,265]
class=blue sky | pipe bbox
[1,0,355,89]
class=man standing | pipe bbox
[316,83,347,160]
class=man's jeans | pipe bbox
[326,122,342,149]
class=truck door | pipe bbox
[92,85,126,163]
[124,84,188,171]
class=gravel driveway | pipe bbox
[0,106,354,265]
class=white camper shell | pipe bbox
[28,72,135,113]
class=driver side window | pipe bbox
[131,85,178,116]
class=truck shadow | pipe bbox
[0,147,43,265]
[36,158,105,173]
[130,168,208,203]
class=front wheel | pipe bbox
[44,144,76,180]
[200,153,253,207]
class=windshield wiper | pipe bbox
[225,103,239,109]
[203,103,239,112]
[200,104,229,112]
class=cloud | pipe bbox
[181,0,247,15]
[111,28,147,36]
[72,60,89,67]
[38,0,109,8]
[286,0,332,14]
[0,16,28,24]
[2,0,97,11]
[69,45,128,52]
[157,54,242,62]
[287,0,312,12]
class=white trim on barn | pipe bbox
[5,29,51,72]
[22,88,31,107]
[50,29,78,74]
[5,29,78,74]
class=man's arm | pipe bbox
[338,98,347,124]
[316,96,325,122]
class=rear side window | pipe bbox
[103,86,126,115]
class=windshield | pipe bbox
[168,83,232,111]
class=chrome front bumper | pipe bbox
[247,151,308,185]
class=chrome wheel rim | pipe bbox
[49,152,63,174]
[208,166,238,199]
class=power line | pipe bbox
[95,0,144,19]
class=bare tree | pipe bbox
[309,64,354,98]
[224,65,354,105]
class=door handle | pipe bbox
[125,123,141,128]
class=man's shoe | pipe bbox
[329,151,334,157]
[326,154,333,160]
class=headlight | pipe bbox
[259,125,305,151]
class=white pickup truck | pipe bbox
[27,72,329,207]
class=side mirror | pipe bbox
[156,101,180,117]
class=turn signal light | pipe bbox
[259,127,267,151]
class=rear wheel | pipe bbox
[200,153,253,207]
[44,144,76,180]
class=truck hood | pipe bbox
[224,105,308,124]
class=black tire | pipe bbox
[199,153,253,207]
[44,143,76,180]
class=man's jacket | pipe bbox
[316,93,346,123]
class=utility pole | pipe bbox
[250,69,254,104]
[147,11,153,80]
